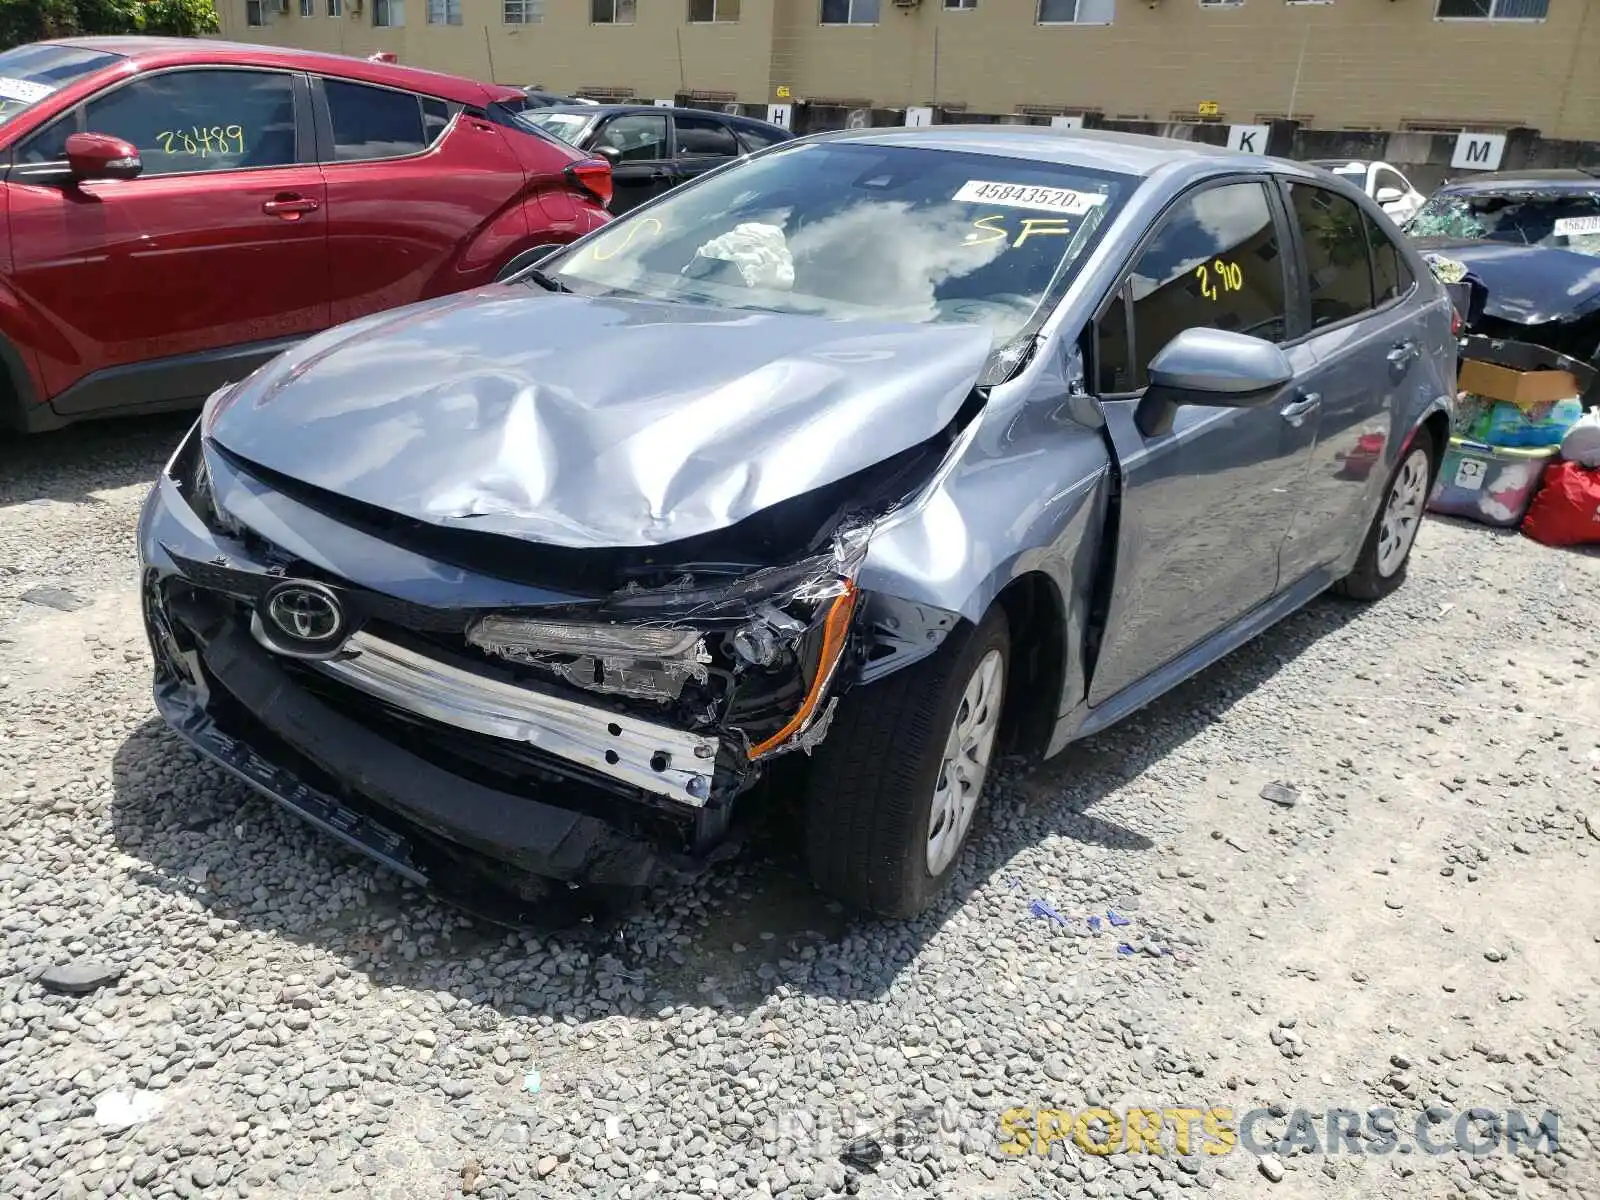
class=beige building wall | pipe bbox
[215,0,1600,141]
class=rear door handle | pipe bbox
[1387,340,1418,365]
[1281,392,1321,426]
[262,194,320,220]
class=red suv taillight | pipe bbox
[566,159,613,209]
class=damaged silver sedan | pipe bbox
[139,128,1455,917]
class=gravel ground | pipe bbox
[2,417,1598,1200]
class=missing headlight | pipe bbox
[465,615,713,703]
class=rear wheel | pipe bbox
[1335,437,1437,601]
[802,609,1009,917]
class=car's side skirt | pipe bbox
[1045,565,1337,758]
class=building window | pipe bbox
[504,0,542,20]
[328,0,342,14]
[1037,0,1114,23]
[945,0,978,8]
[1198,0,1243,7]
[246,0,266,23]
[821,0,879,22]
[373,0,404,23]
[591,0,636,21]
[1436,0,1547,17]
[299,0,314,14]
[427,0,461,21]
[689,0,740,18]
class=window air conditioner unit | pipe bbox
[893,0,922,7]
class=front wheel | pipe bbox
[1335,437,1437,601]
[802,609,1009,918]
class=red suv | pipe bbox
[0,38,612,433]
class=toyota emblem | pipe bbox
[260,580,346,651]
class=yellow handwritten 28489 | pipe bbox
[155,125,246,157]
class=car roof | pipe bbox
[1437,168,1600,192]
[812,125,1261,178]
[532,103,792,133]
[45,36,521,106]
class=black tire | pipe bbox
[1334,435,1438,601]
[803,608,1009,918]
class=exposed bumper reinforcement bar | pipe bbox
[317,632,719,807]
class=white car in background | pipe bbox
[1307,159,1428,223]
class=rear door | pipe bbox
[1277,182,1435,581]
[1087,178,1317,705]
[586,110,673,214]
[313,75,527,325]
[5,66,328,412]
[670,112,742,187]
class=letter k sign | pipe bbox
[1228,124,1270,154]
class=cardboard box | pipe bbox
[1458,358,1582,407]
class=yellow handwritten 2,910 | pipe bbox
[155,125,246,157]
[1194,257,1244,302]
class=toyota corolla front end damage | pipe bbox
[135,291,1004,905]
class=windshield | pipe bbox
[0,44,118,131]
[1406,190,1600,258]
[543,141,1133,344]
[523,110,595,145]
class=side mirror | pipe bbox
[66,132,143,183]
[1375,186,1404,205]
[1135,327,1294,438]
[593,144,622,165]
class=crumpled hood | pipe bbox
[1412,237,1600,325]
[207,288,994,549]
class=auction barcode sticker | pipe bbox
[1455,458,1487,491]
[953,180,1108,216]
[0,77,55,104]
[1553,215,1600,237]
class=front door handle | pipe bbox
[1281,392,1321,426]
[262,194,320,220]
[1387,340,1418,366]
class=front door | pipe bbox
[6,67,328,412]
[587,111,673,215]
[1088,178,1319,706]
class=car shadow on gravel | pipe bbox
[0,413,191,508]
[106,589,1366,1021]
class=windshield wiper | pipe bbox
[516,266,572,294]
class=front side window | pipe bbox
[592,0,636,21]
[689,0,740,19]
[504,0,543,20]
[1436,0,1547,17]
[1037,0,1115,24]
[324,79,448,161]
[427,0,462,21]
[1117,182,1288,390]
[674,113,738,159]
[19,69,297,175]
[373,0,405,25]
[593,112,668,161]
[543,142,1131,359]
[0,43,117,132]
[821,0,880,23]
[1406,189,1600,259]
[1288,183,1373,328]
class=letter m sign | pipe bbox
[1451,132,1506,171]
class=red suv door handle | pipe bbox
[262,194,320,220]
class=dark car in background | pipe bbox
[0,38,613,433]
[519,103,794,213]
[1405,168,1600,401]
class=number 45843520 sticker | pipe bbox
[953,180,1107,216]
[1454,458,1487,491]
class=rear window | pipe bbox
[522,110,595,147]
[324,79,451,161]
[0,44,118,130]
